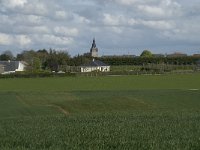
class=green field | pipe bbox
[0,74,200,149]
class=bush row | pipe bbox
[99,56,200,66]
[0,72,76,79]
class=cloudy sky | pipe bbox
[0,0,200,56]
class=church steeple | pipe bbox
[90,38,98,57]
[91,38,96,48]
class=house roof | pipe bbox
[0,61,20,72]
[197,60,200,65]
[81,60,109,67]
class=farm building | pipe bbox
[80,59,110,73]
[0,61,27,74]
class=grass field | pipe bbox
[0,74,200,149]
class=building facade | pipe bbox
[80,59,110,73]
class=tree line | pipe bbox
[0,49,91,72]
[99,56,200,66]
[0,49,200,72]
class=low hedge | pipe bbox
[0,72,76,78]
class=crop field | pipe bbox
[0,74,200,149]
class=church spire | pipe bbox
[90,38,98,57]
[91,38,96,48]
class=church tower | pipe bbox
[90,38,98,58]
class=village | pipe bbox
[0,38,200,75]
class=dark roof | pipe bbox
[0,61,20,72]
[197,60,200,65]
[81,60,109,67]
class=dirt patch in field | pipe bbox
[45,104,70,116]
[16,94,30,107]
[132,98,154,108]
[189,89,199,91]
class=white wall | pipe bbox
[101,66,110,72]
[81,66,110,73]
[0,65,4,74]
[16,62,26,71]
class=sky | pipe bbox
[0,0,200,56]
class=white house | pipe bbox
[0,64,4,74]
[0,61,27,74]
[80,59,110,73]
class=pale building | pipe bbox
[80,59,110,73]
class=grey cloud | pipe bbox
[0,0,200,56]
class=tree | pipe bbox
[16,50,36,62]
[0,50,14,61]
[45,49,70,71]
[36,49,49,69]
[32,57,42,71]
[57,51,70,66]
[71,55,91,66]
[140,50,153,58]
[0,54,11,61]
